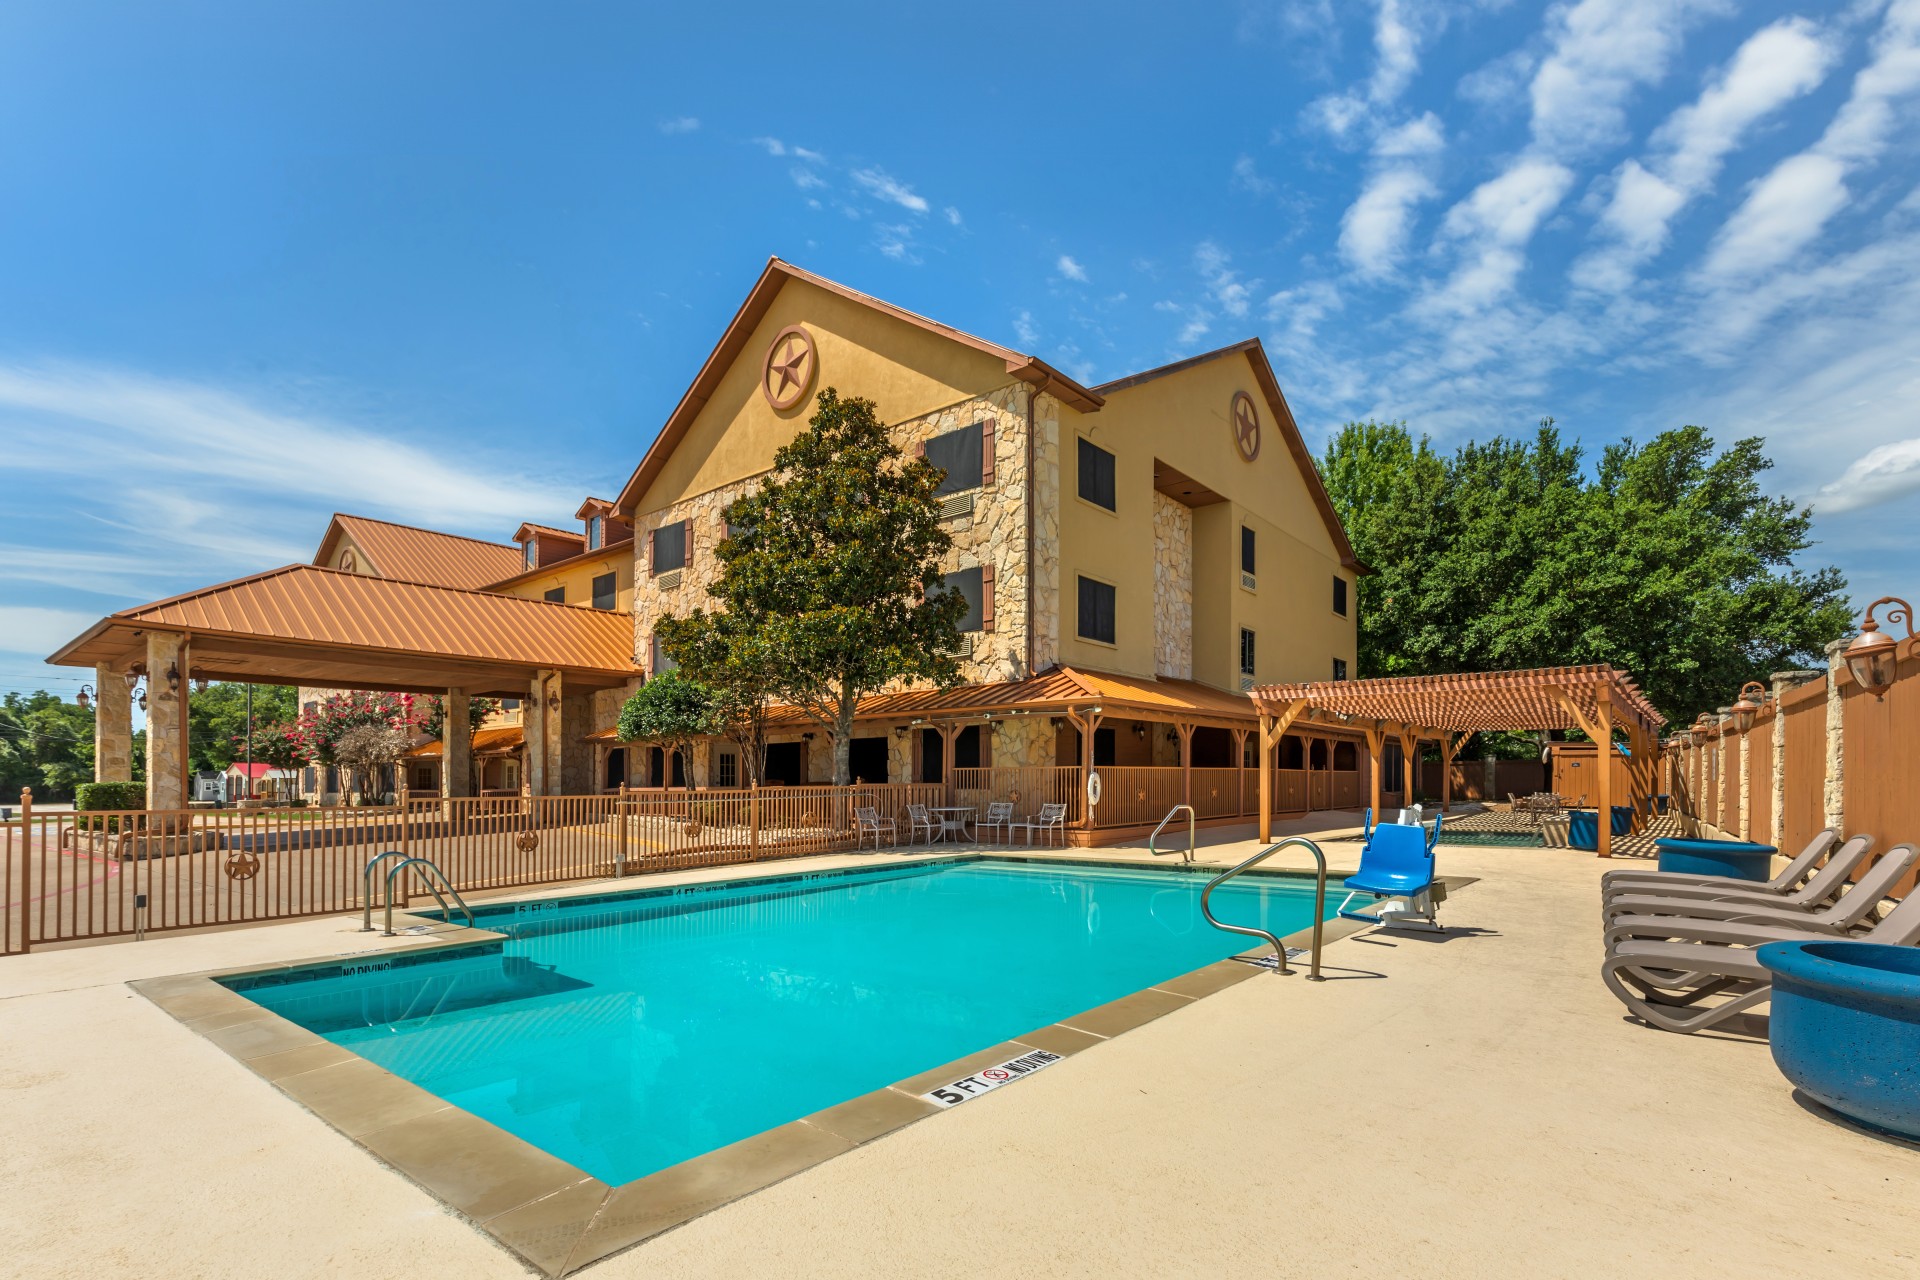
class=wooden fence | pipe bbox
[1667,643,1920,894]
[0,782,943,956]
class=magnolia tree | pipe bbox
[616,670,720,790]
[655,388,966,785]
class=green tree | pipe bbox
[1318,420,1853,723]
[186,682,298,773]
[0,691,96,801]
[654,608,780,787]
[656,387,968,785]
[616,670,720,789]
[416,693,500,796]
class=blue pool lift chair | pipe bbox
[1338,818,1447,931]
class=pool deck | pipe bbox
[3,809,1916,1278]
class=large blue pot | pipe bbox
[1757,941,1920,1139]
[1654,837,1775,881]
[1568,806,1637,851]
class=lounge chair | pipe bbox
[978,801,1015,843]
[904,804,938,844]
[853,805,895,850]
[1601,828,1836,896]
[1601,835,1876,927]
[1337,821,1444,931]
[1601,848,1920,1034]
[1602,843,1917,949]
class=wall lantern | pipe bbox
[76,684,95,710]
[1132,723,1146,741]
[1730,682,1768,733]
[1689,713,1715,745]
[1845,596,1915,700]
[135,683,149,713]
[164,661,180,693]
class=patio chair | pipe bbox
[853,805,896,850]
[979,801,1016,843]
[904,804,938,844]
[1600,829,1839,899]
[1337,821,1443,931]
[1601,834,1875,927]
[1019,802,1068,847]
[1601,848,1920,1034]
[1603,842,1914,949]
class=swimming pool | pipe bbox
[225,856,1336,1186]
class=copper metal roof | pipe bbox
[318,514,524,590]
[1249,665,1666,735]
[48,564,639,695]
[405,725,526,757]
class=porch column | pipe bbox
[1071,709,1103,830]
[1365,725,1383,820]
[1398,728,1417,808]
[939,723,961,807]
[144,632,187,811]
[1176,722,1195,808]
[1441,732,1463,813]
[541,671,564,794]
[526,670,564,795]
[1595,689,1615,859]
[442,689,472,798]
[1256,714,1273,841]
[93,662,132,783]
[1231,727,1250,817]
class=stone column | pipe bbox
[535,670,564,794]
[93,662,132,783]
[144,632,187,811]
[1736,723,1750,840]
[442,689,471,798]
[1823,639,1848,835]
[1768,671,1813,850]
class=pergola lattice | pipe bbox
[1247,665,1667,856]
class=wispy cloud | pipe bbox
[657,116,700,135]
[1700,0,1920,282]
[1056,255,1089,282]
[1816,436,1920,514]
[851,168,930,214]
[1232,154,1275,195]
[1012,309,1040,346]
[0,605,100,657]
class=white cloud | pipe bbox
[752,136,787,156]
[792,146,825,163]
[1526,0,1726,159]
[1575,17,1836,292]
[657,116,700,135]
[1195,241,1253,318]
[1369,0,1421,104]
[0,605,100,657]
[1232,154,1275,195]
[1701,1,1920,282]
[1341,169,1439,278]
[944,206,963,226]
[850,168,930,213]
[1155,299,1214,346]
[1012,309,1040,346]
[1373,111,1445,159]
[1056,255,1089,282]
[1459,46,1537,107]
[790,167,826,191]
[1816,436,1920,513]
[873,223,919,262]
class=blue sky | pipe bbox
[3,0,1918,704]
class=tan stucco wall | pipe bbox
[496,552,634,613]
[1055,351,1355,689]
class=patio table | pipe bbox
[930,805,975,843]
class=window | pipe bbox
[1333,657,1348,681]
[523,540,536,570]
[650,633,677,675]
[1077,438,1116,511]
[716,751,738,787]
[1077,576,1116,644]
[923,423,984,496]
[586,515,602,550]
[544,587,566,604]
[501,698,520,710]
[940,565,990,633]
[1241,527,1256,575]
[1240,628,1256,677]
[591,572,617,611]
[651,520,688,574]
[1333,575,1349,617]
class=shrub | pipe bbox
[75,782,145,812]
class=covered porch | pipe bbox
[46,564,640,809]
[1249,664,1667,856]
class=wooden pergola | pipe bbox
[1247,665,1667,857]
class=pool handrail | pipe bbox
[1199,836,1329,981]
[1148,804,1197,864]
[379,855,476,936]
[360,850,413,932]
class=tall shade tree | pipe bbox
[651,609,778,787]
[1318,420,1853,723]
[0,691,96,800]
[658,387,968,785]
[185,682,298,773]
[616,670,720,790]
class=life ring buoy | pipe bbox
[1086,771,1103,808]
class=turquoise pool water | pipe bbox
[226,857,1335,1185]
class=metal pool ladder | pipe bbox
[1148,804,1196,863]
[360,850,476,936]
[1200,837,1329,981]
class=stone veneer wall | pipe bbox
[1151,492,1194,680]
[1029,391,1062,673]
[991,714,1057,769]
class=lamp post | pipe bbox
[1845,596,1915,700]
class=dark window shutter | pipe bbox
[915,440,927,459]
[981,564,995,632]
[981,421,996,487]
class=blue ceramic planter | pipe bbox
[1757,941,1920,1139]
[1654,837,1775,881]
[1568,806,1636,851]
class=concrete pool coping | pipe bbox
[131,851,1471,1276]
